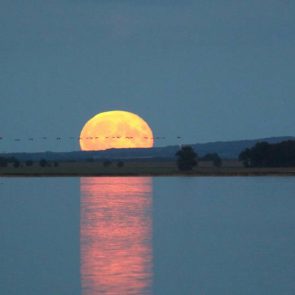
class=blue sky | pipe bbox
[1,0,295,152]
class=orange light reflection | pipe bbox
[80,177,152,295]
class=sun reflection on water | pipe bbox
[80,177,152,295]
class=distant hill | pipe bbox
[1,136,294,161]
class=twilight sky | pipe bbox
[1,0,295,152]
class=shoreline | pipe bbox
[1,166,295,177]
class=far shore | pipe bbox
[1,160,295,177]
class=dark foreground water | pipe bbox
[0,177,295,295]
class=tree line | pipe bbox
[0,157,126,169]
[175,145,222,170]
[0,157,59,168]
[239,140,295,167]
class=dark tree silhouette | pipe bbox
[0,157,20,168]
[176,145,198,171]
[86,158,94,162]
[117,161,124,168]
[0,157,8,167]
[239,148,251,167]
[39,159,48,167]
[103,160,112,167]
[25,160,33,167]
[239,140,295,167]
[13,160,20,168]
[201,153,222,167]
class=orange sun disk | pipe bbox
[79,110,154,151]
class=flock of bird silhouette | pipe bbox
[0,136,183,142]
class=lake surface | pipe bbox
[0,177,295,295]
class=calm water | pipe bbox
[0,177,295,295]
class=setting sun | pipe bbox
[79,110,154,151]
